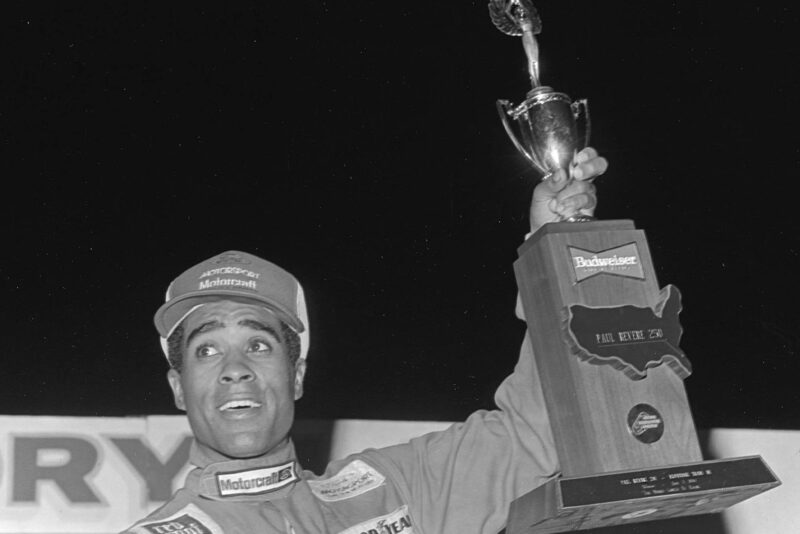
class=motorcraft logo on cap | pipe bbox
[338,505,414,534]
[216,461,298,497]
[132,504,223,534]
[569,242,644,282]
[197,252,261,292]
[308,459,386,502]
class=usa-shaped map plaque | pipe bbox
[509,220,780,533]
[565,284,691,380]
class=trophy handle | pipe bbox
[496,99,543,171]
[571,98,591,149]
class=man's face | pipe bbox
[167,300,305,459]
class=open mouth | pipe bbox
[218,399,263,412]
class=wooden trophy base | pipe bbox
[509,220,781,532]
[506,456,780,533]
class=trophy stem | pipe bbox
[521,22,541,88]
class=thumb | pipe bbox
[532,168,568,203]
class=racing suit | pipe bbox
[122,330,558,533]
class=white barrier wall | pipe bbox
[0,416,193,532]
[0,416,796,532]
[707,429,800,533]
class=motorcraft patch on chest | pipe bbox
[308,459,386,502]
[338,505,414,534]
[569,242,645,282]
[565,284,691,380]
[130,504,223,534]
[216,460,298,497]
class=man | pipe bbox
[122,148,608,533]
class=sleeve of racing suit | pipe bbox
[362,301,560,533]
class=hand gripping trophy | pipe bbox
[489,2,780,532]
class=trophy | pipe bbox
[489,2,780,532]
[491,0,588,182]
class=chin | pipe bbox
[220,433,272,459]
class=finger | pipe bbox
[574,147,598,165]
[554,192,597,219]
[572,155,608,181]
[545,168,570,193]
[557,174,595,199]
[555,183,597,211]
[561,191,597,213]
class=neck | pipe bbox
[190,436,294,469]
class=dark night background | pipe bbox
[2,2,798,431]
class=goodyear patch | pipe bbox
[216,460,298,497]
[130,504,223,534]
[308,459,386,502]
[338,505,414,534]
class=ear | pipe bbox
[293,359,307,401]
[167,369,186,411]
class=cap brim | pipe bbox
[154,289,305,338]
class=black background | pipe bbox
[3,2,798,430]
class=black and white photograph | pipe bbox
[2,2,798,532]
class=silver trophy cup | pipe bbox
[497,87,589,179]
[490,0,589,180]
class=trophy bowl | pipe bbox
[497,86,589,179]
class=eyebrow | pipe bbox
[185,319,282,347]
[238,319,282,343]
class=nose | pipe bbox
[219,352,255,384]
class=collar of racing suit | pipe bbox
[184,438,304,502]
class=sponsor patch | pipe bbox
[216,460,298,497]
[308,460,386,502]
[131,504,223,534]
[569,242,644,282]
[196,253,262,292]
[338,505,414,534]
[628,404,665,444]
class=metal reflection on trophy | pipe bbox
[490,0,589,179]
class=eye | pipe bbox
[195,344,221,359]
[247,339,273,354]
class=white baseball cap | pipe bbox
[154,250,309,361]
